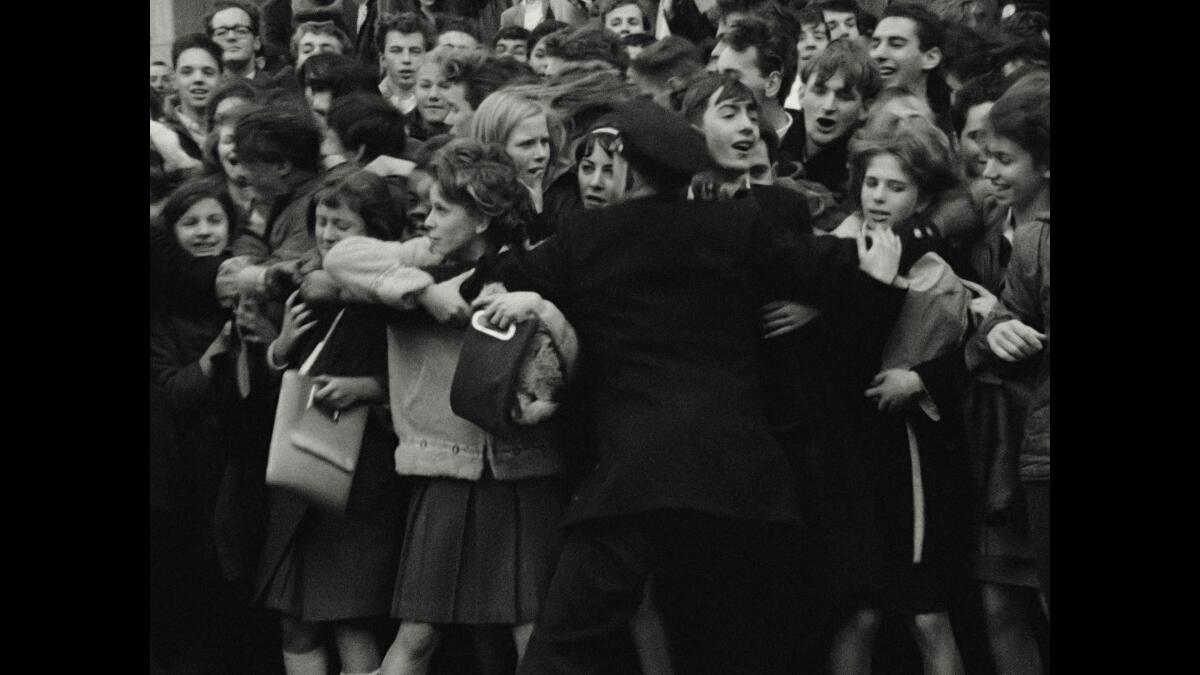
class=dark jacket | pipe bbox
[497,192,907,527]
[967,213,1050,482]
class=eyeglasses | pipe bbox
[212,25,253,38]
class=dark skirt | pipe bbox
[259,489,404,622]
[964,380,1039,588]
[392,473,563,625]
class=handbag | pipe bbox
[450,310,541,438]
[265,310,368,514]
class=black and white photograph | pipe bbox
[148,1,1052,672]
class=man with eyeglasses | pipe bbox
[205,1,265,81]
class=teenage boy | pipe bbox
[376,12,436,116]
[795,38,881,201]
[714,18,802,165]
[628,35,706,109]
[967,71,1051,615]
[870,2,951,118]
[817,0,864,43]
[232,105,324,263]
[167,34,225,158]
[292,20,352,70]
[474,97,911,675]
[493,26,532,61]
[150,60,173,96]
[437,18,484,53]
[949,71,1008,206]
[205,1,265,81]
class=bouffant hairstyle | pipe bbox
[307,169,404,241]
[430,138,532,251]
[437,16,482,44]
[233,105,323,172]
[680,73,759,128]
[985,70,1049,170]
[847,112,960,216]
[157,175,237,254]
[949,70,1007,136]
[375,11,436,52]
[470,90,563,175]
[528,20,569,54]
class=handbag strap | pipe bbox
[299,308,348,376]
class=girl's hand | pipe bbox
[274,290,320,364]
[865,368,924,412]
[199,321,234,377]
[760,300,822,339]
[418,279,471,325]
[961,279,998,323]
[856,226,903,286]
[311,375,381,410]
[235,298,280,344]
[986,319,1047,362]
[471,292,544,330]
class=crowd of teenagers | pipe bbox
[148,0,1051,673]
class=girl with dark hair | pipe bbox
[150,176,282,673]
[321,139,576,675]
[255,169,411,675]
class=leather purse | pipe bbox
[450,311,541,438]
[265,311,367,514]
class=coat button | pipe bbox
[420,440,427,448]
[452,445,460,454]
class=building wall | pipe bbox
[150,0,272,66]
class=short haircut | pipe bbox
[881,2,945,53]
[815,0,863,21]
[171,33,224,71]
[290,20,352,60]
[327,92,408,163]
[437,16,482,44]
[721,16,797,106]
[629,35,704,83]
[598,0,651,28]
[376,12,437,52]
[528,20,569,53]
[680,73,759,127]
[443,53,539,110]
[942,22,999,84]
[302,53,379,97]
[948,70,1007,136]
[986,70,1049,168]
[543,24,629,71]
[430,138,531,250]
[308,169,404,240]
[204,77,259,129]
[204,0,261,36]
[799,38,882,102]
[795,6,829,32]
[493,25,531,47]
[848,112,960,214]
[233,105,323,172]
